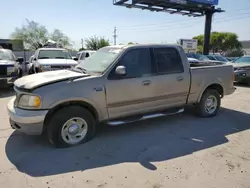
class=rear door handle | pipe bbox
[176,76,184,81]
[142,80,151,86]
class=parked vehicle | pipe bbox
[186,53,223,65]
[232,55,250,84]
[8,44,236,148]
[0,47,21,87]
[76,50,96,63]
[206,54,229,63]
[29,48,78,73]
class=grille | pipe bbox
[0,65,14,77]
[51,65,71,69]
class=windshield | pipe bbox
[214,55,229,62]
[187,53,210,61]
[233,56,250,64]
[0,50,16,61]
[38,50,72,59]
[75,47,122,73]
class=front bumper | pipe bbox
[7,97,48,135]
[0,77,16,87]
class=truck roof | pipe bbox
[38,48,68,51]
[108,43,182,49]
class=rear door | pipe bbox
[150,47,190,108]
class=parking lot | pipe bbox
[0,86,250,188]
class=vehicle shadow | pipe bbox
[5,107,250,177]
[0,87,15,98]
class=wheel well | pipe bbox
[44,101,99,129]
[205,84,224,97]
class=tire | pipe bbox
[46,105,96,148]
[195,89,221,117]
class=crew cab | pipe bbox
[7,44,236,148]
[29,48,78,73]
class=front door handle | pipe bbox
[176,76,184,81]
[142,80,151,86]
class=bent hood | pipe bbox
[14,70,88,90]
[37,59,78,65]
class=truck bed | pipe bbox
[187,64,234,103]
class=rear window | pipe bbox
[153,48,184,74]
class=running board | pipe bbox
[107,108,184,126]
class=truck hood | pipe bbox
[0,60,16,65]
[37,59,78,65]
[14,70,88,90]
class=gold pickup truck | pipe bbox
[7,44,236,148]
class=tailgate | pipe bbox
[188,65,235,103]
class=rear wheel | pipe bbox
[46,106,96,148]
[195,89,221,117]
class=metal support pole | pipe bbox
[203,10,213,55]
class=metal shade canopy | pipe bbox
[113,0,223,17]
[113,0,224,55]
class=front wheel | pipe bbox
[46,106,96,148]
[195,89,221,117]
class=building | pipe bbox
[240,40,250,55]
[0,39,24,51]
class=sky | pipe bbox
[1,0,250,49]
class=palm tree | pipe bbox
[85,36,110,50]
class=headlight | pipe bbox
[18,95,41,108]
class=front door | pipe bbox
[105,47,156,119]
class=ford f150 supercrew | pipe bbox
[7,44,236,148]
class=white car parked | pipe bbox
[30,48,78,73]
[76,50,96,64]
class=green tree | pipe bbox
[11,19,72,50]
[193,32,242,54]
[225,49,245,57]
[11,19,49,50]
[127,42,134,45]
[50,29,72,49]
[85,36,110,50]
[78,47,86,51]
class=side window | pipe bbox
[80,53,85,60]
[118,48,152,78]
[153,48,184,74]
[85,53,90,58]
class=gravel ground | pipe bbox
[0,86,250,188]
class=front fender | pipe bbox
[48,97,106,121]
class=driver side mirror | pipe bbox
[115,65,126,76]
[73,57,78,61]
